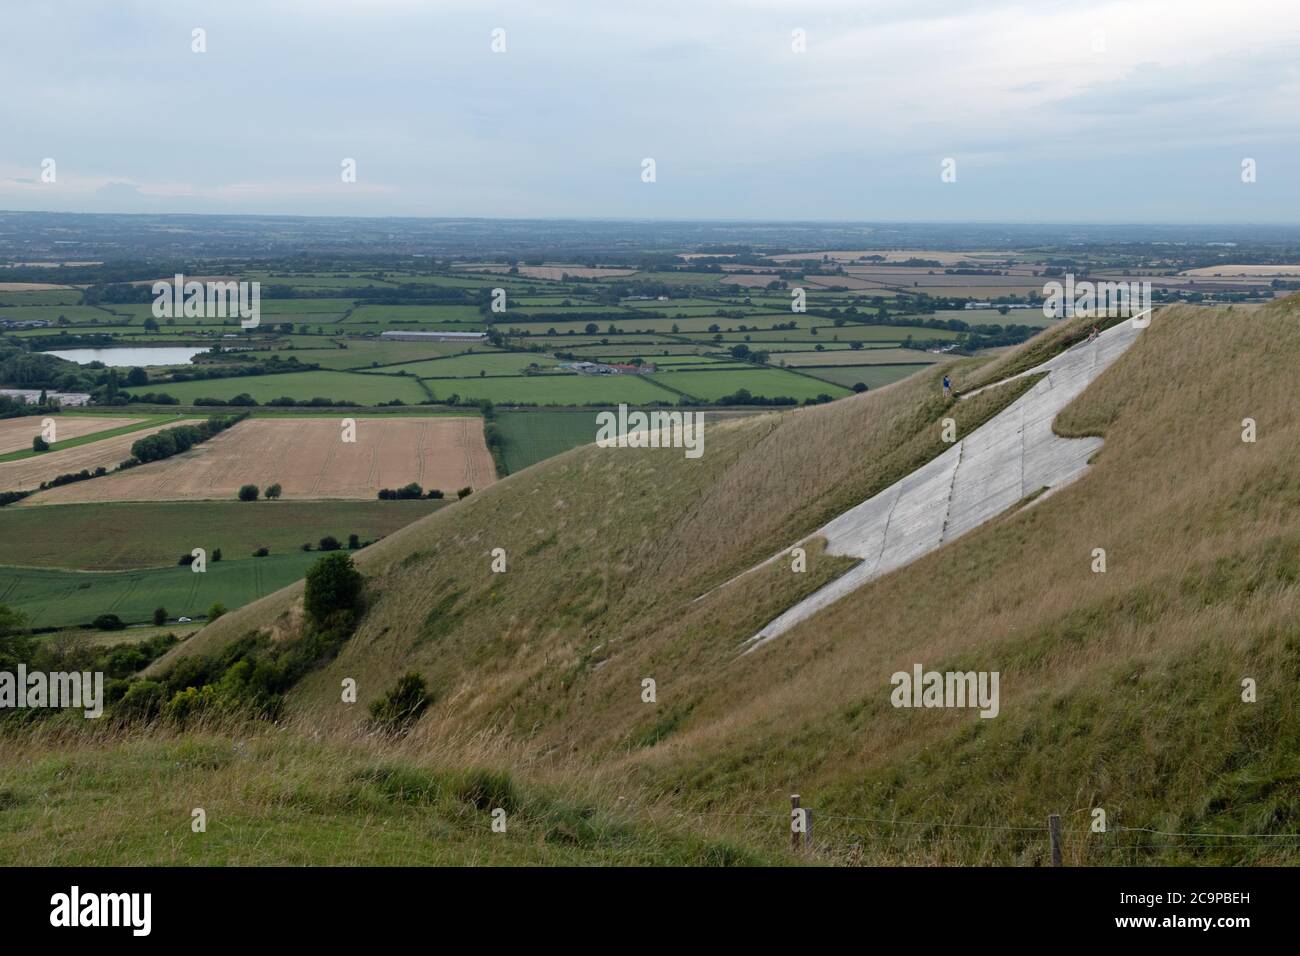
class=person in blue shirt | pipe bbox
[942,374,952,398]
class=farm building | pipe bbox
[379,331,487,342]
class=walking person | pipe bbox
[942,373,952,399]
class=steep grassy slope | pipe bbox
[11,301,1298,865]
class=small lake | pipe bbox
[42,347,209,367]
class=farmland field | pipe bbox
[407,352,559,377]
[27,416,496,504]
[0,418,199,491]
[650,368,851,402]
[422,373,677,406]
[0,415,143,455]
[800,364,932,390]
[0,500,443,569]
[0,552,321,628]
[769,348,940,366]
[493,409,608,473]
[123,369,430,405]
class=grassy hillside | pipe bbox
[9,299,1300,865]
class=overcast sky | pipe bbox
[2,0,1299,222]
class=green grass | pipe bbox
[0,414,184,463]
[0,732,777,865]
[494,410,611,473]
[423,374,677,406]
[272,341,484,370]
[0,551,322,627]
[409,352,559,377]
[124,370,430,405]
[800,364,932,390]
[0,500,444,570]
[652,368,851,402]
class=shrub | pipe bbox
[457,487,473,499]
[252,547,269,557]
[318,536,341,552]
[92,614,126,631]
[32,435,49,452]
[152,607,168,626]
[116,680,167,721]
[348,533,360,550]
[303,552,363,626]
[238,484,259,502]
[265,483,282,500]
[368,672,430,732]
[213,548,222,562]
[208,602,227,621]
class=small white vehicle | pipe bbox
[178,617,193,623]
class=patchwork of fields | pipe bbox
[26,416,495,504]
[1,253,1078,632]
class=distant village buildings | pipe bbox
[0,388,92,407]
[563,361,657,375]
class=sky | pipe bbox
[2,0,1299,223]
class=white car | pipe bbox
[178,617,193,623]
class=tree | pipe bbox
[212,548,222,562]
[318,535,341,552]
[264,483,282,500]
[152,606,168,626]
[142,317,160,332]
[125,367,149,387]
[348,533,361,550]
[238,484,259,502]
[92,614,126,631]
[208,602,227,621]
[32,435,49,452]
[304,552,364,626]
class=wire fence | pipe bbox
[691,798,1300,864]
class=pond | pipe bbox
[41,347,210,368]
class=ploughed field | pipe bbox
[24,416,497,504]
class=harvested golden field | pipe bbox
[0,281,76,290]
[27,416,496,504]
[0,420,198,491]
[0,416,141,455]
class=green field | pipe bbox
[423,373,676,406]
[0,500,443,569]
[494,409,608,473]
[408,352,559,377]
[651,368,851,402]
[124,369,430,405]
[274,340,484,370]
[801,364,932,390]
[0,552,321,628]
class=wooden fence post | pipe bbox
[1049,814,1062,867]
[790,794,801,853]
